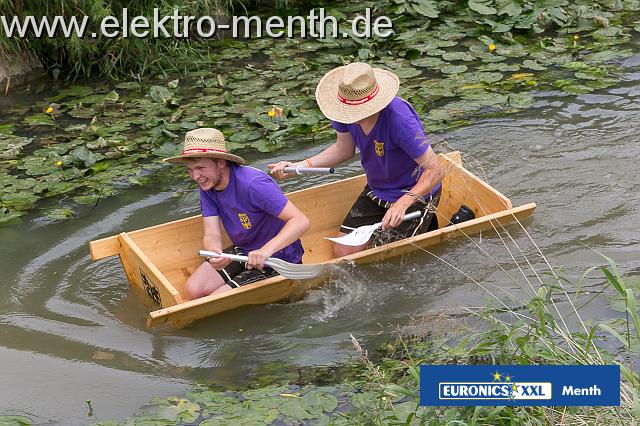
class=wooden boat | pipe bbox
[89,152,536,328]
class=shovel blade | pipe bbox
[324,228,376,247]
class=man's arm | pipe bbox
[268,132,356,179]
[381,146,445,229]
[246,201,310,269]
[202,216,232,269]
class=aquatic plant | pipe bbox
[1,0,639,225]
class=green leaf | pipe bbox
[70,146,97,168]
[441,64,468,74]
[522,59,546,70]
[599,323,629,348]
[411,0,439,18]
[508,92,535,108]
[411,57,444,68]
[152,142,181,158]
[79,91,119,104]
[45,207,75,221]
[0,415,32,425]
[469,0,497,15]
[497,0,522,16]
[442,52,473,61]
[358,48,372,60]
[1,193,39,210]
[149,86,173,105]
[279,398,314,420]
[23,114,55,127]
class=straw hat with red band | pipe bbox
[164,128,245,164]
[315,62,399,124]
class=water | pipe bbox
[2,59,640,423]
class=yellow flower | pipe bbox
[46,106,54,114]
[573,34,580,41]
[488,44,496,52]
[268,105,284,118]
[55,161,63,167]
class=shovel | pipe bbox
[199,250,326,280]
[325,211,423,247]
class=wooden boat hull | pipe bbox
[89,152,536,328]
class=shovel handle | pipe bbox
[402,211,423,222]
[199,250,247,263]
[283,166,334,174]
[199,250,281,269]
[374,210,422,230]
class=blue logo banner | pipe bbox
[420,365,620,406]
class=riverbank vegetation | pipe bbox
[4,257,631,425]
[2,1,639,80]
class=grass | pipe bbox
[0,0,243,80]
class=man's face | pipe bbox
[186,158,224,191]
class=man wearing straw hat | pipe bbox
[269,62,444,257]
[165,128,310,299]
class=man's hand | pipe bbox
[267,161,297,180]
[205,248,233,270]
[246,248,274,270]
[381,196,413,230]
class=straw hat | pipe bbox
[315,62,399,124]
[164,128,245,164]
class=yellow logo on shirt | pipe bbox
[238,213,251,230]
[374,140,384,157]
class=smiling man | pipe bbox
[165,128,309,299]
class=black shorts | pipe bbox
[217,247,279,289]
[340,185,441,246]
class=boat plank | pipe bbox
[119,232,184,308]
[89,235,120,260]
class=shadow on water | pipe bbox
[2,57,640,422]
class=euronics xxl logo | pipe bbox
[439,382,552,400]
[439,371,551,400]
[421,365,620,407]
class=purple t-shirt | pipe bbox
[199,165,304,264]
[332,97,441,202]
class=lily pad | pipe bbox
[393,67,423,79]
[441,64,468,74]
[0,208,24,225]
[228,130,263,143]
[442,52,473,61]
[23,114,55,127]
[152,142,182,158]
[508,92,536,108]
[469,0,497,14]
[149,86,173,105]
[45,207,75,221]
[411,57,444,68]
[78,91,119,104]
[70,146,97,168]
[1,192,40,210]
[522,59,546,71]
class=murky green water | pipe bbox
[2,55,640,423]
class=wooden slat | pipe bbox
[148,274,299,328]
[89,235,121,260]
[337,202,536,264]
[119,232,184,308]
